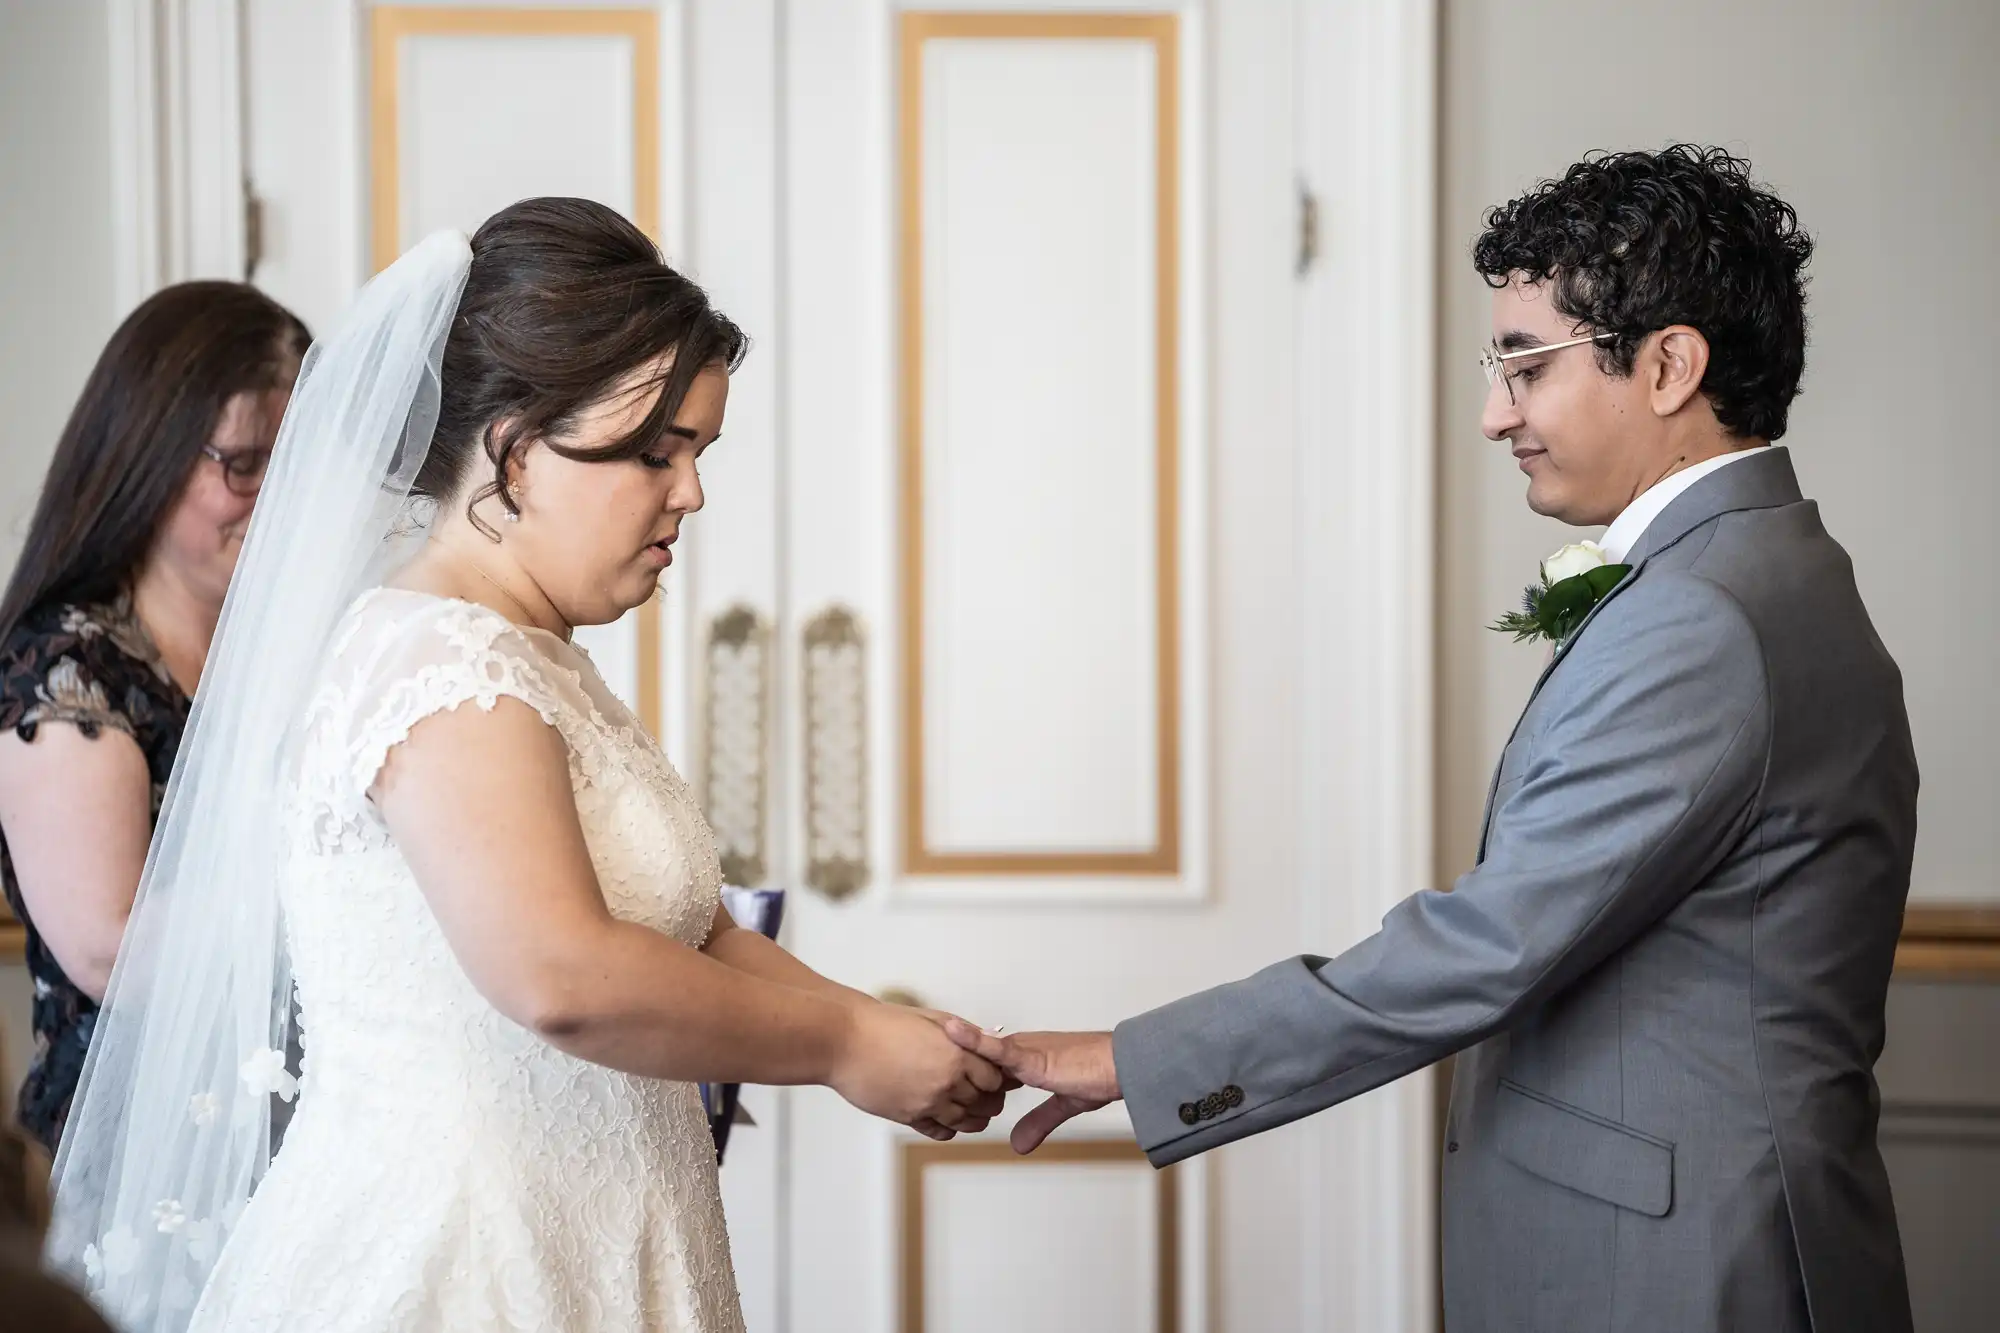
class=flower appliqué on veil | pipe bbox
[239,1047,299,1102]
[184,1216,221,1265]
[153,1199,187,1234]
[189,1091,221,1125]
[84,1224,142,1285]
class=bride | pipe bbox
[46,198,1008,1331]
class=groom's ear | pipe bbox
[1644,325,1711,419]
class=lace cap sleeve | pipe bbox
[335,594,579,799]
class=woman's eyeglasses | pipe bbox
[200,444,273,497]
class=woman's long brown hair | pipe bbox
[0,282,309,644]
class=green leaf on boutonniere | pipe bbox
[1581,563,1627,598]
[1538,575,1597,625]
[1488,564,1631,645]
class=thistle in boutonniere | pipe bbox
[1490,541,1630,646]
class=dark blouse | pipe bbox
[0,595,188,1151]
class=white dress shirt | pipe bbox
[1599,446,1779,562]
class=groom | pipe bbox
[949,146,1917,1333]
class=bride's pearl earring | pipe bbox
[504,488,521,523]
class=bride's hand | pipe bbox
[903,1007,1023,1140]
[830,1002,1008,1139]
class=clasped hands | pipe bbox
[828,1000,1120,1153]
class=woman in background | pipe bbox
[0,281,308,1151]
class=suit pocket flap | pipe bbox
[1494,1080,1674,1218]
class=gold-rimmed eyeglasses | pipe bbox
[1479,331,1616,405]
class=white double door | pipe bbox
[241,2,1435,1328]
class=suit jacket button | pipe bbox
[1446,1141,1459,1153]
[1222,1085,1244,1109]
[1179,1103,1200,1126]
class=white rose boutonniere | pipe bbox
[1541,540,1610,585]
[1491,540,1630,646]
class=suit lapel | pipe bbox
[1474,759,1508,864]
[1471,448,1806,862]
[1473,564,1643,860]
[1522,559,1645,706]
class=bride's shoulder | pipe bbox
[321,588,570,707]
[335,587,534,661]
[316,588,590,759]
[300,591,587,811]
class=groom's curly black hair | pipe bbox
[1473,145,1814,441]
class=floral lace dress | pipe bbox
[0,595,188,1152]
[186,589,743,1331]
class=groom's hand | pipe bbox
[942,1020,1119,1154]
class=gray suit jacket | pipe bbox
[1114,448,1917,1333]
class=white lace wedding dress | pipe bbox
[187,588,744,1331]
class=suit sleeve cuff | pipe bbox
[1114,965,1303,1163]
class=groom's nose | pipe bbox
[1481,380,1523,441]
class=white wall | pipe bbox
[0,0,118,561]
[0,0,119,1093]
[1438,0,2000,905]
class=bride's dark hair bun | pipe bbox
[422,197,747,531]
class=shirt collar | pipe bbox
[1599,446,1776,563]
